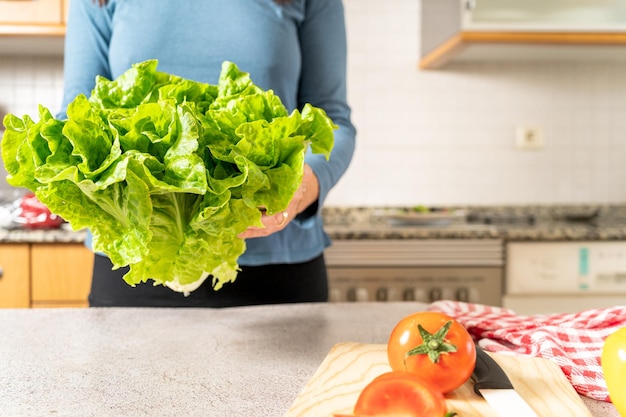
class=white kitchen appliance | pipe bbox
[325,239,504,305]
[505,241,626,314]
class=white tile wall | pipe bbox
[337,0,626,206]
[1,0,626,206]
[0,56,65,192]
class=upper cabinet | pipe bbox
[420,0,626,69]
[0,0,69,55]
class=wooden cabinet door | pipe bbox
[0,0,63,25]
[31,243,93,308]
[0,244,31,308]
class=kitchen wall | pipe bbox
[1,0,626,207]
[0,56,65,198]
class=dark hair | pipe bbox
[93,0,291,5]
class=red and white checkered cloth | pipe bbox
[427,300,626,401]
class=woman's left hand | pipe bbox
[238,164,319,239]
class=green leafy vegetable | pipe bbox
[1,60,335,293]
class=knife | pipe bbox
[473,347,540,417]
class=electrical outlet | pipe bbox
[515,126,544,149]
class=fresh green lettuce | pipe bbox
[1,60,335,293]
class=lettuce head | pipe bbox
[1,60,335,293]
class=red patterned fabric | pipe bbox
[427,300,626,401]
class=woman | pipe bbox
[59,0,356,307]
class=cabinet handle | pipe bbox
[0,267,3,279]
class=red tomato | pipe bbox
[387,311,476,394]
[351,371,452,417]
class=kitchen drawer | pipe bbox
[31,243,93,307]
[0,0,63,25]
[0,244,30,308]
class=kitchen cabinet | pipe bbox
[0,0,62,25]
[0,242,92,308]
[0,0,68,55]
[0,243,30,308]
[31,243,93,308]
[420,0,626,69]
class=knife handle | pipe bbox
[473,347,514,396]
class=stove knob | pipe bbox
[376,287,388,301]
[429,287,443,302]
[442,288,455,300]
[387,288,400,301]
[403,288,428,302]
[329,288,342,302]
[356,287,369,302]
[456,287,469,302]
[469,288,481,303]
[347,287,369,302]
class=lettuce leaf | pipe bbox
[1,60,336,293]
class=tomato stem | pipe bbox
[428,340,440,349]
[404,320,458,364]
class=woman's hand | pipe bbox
[238,164,319,239]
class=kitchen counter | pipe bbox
[0,226,87,243]
[323,205,626,241]
[0,303,618,417]
[2,205,626,244]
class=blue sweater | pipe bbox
[60,0,355,266]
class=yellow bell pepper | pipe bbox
[602,327,626,417]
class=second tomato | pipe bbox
[353,371,452,417]
[387,311,476,393]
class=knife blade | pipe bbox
[473,346,540,417]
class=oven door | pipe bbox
[325,239,504,305]
[327,265,503,305]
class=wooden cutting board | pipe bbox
[285,342,593,417]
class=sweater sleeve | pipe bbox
[58,0,114,119]
[58,0,355,210]
[297,0,356,214]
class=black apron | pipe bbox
[89,254,328,307]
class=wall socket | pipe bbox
[515,126,544,149]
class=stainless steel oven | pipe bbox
[325,239,504,305]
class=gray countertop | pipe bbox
[4,205,626,244]
[2,205,626,244]
[0,226,87,243]
[0,303,617,417]
[323,205,626,241]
